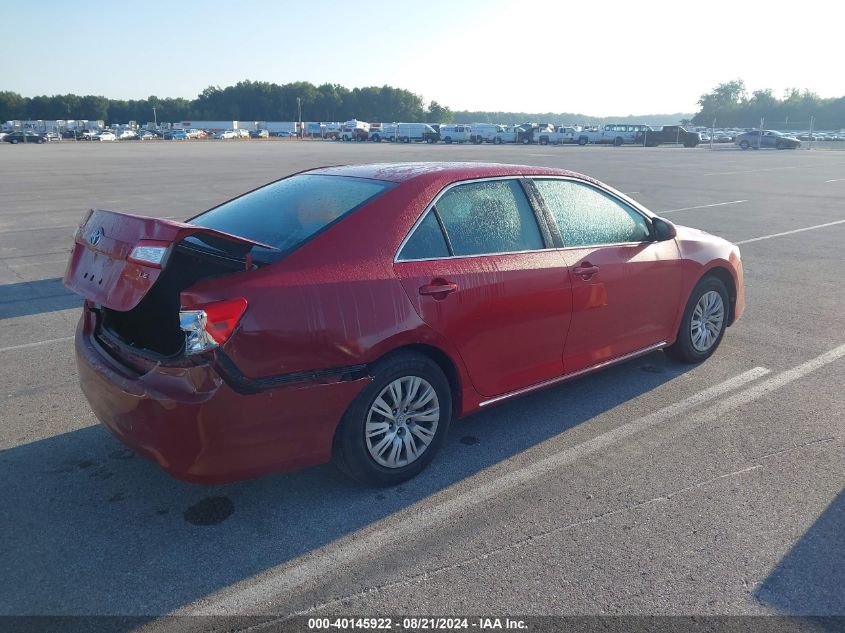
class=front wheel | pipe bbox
[334,353,452,486]
[739,140,750,150]
[665,276,729,364]
[578,136,588,146]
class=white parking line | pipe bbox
[0,224,75,236]
[0,336,73,353]
[660,200,748,214]
[182,365,769,615]
[825,178,845,183]
[700,166,799,177]
[736,219,845,244]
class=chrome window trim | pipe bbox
[394,175,543,263]
[394,174,657,264]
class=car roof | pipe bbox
[306,162,597,186]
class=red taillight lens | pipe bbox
[203,298,248,344]
[179,298,248,354]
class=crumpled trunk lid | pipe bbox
[63,209,273,311]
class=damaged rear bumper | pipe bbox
[74,312,371,484]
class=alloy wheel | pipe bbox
[365,376,440,469]
[690,290,725,352]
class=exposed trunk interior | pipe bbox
[101,242,248,357]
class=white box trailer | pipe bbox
[263,121,298,134]
[175,121,237,132]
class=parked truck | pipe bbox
[539,126,580,145]
[635,125,701,148]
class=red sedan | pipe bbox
[64,162,744,485]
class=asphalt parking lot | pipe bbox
[1,141,843,627]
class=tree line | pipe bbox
[0,80,453,125]
[692,80,845,129]
[4,78,843,129]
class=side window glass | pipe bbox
[397,210,450,261]
[436,180,544,256]
[534,179,651,247]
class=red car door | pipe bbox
[394,178,573,398]
[531,178,682,373]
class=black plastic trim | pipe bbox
[212,351,369,395]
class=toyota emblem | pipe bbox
[89,227,104,246]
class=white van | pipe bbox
[470,123,501,144]
[394,122,437,143]
[438,124,473,144]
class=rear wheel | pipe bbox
[333,353,452,486]
[493,137,502,145]
[613,136,624,147]
[665,276,729,364]
[444,137,452,144]
[578,136,588,146]
[739,140,750,150]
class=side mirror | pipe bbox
[652,217,677,241]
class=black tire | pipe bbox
[578,136,588,146]
[401,136,410,143]
[372,134,380,143]
[665,276,730,364]
[739,140,750,150]
[10,139,18,144]
[540,137,548,145]
[426,137,434,144]
[493,137,502,145]
[333,352,452,486]
[613,136,624,147]
[444,137,452,144]
[522,137,530,145]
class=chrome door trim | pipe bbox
[478,341,667,407]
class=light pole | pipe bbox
[153,106,157,129]
[296,97,302,138]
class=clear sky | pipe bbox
[2,0,842,116]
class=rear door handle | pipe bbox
[419,281,458,298]
[573,264,599,280]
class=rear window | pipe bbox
[188,174,392,262]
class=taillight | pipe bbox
[179,298,248,355]
[128,240,171,268]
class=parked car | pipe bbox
[117,130,138,140]
[44,132,61,142]
[735,130,801,150]
[249,129,270,138]
[235,129,250,138]
[64,162,744,486]
[3,131,46,144]
[215,130,238,139]
[94,131,117,141]
[271,130,294,137]
[138,130,157,140]
[163,130,187,140]
[185,128,206,139]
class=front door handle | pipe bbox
[419,281,458,299]
[573,263,599,280]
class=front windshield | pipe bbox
[188,174,393,263]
